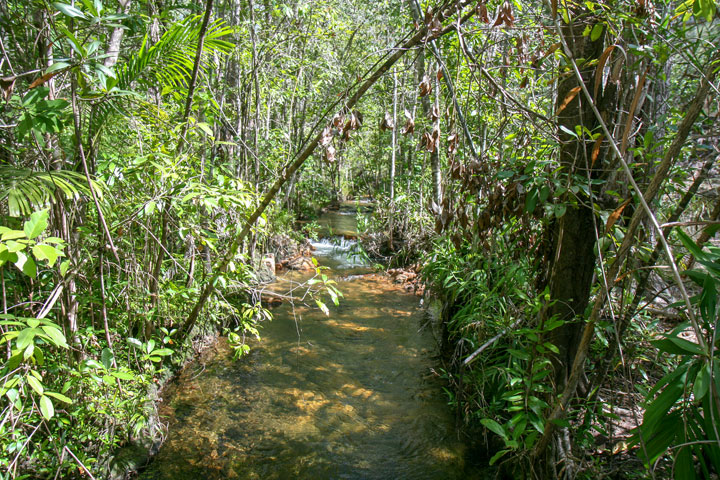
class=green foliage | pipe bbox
[423,235,561,468]
[0,167,102,217]
[631,231,720,478]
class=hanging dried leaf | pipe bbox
[594,45,616,99]
[353,110,363,127]
[605,198,631,232]
[379,111,394,131]
[431,103,440,121]
[591,134,604,167]
[492,7,504,27]
[402,109,415,135]
[477,3,490,23]
[551,0,558,19]
[332,113,344,128]
[424,7,433,25]
[428,17,443,37]
[447,133,459,155]
[0,76,16,102]
[620,71,647,156]
[324,144,336,163]
[519,76,529,88]
[492,1,515,28]
[320,126,333,146]
[419,74,432,97]
[421,132,436,153]
[436,68,444,81]
[557,86,581,114]
[29,71,59,89]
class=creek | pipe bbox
[140,202,478,479]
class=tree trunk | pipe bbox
[543,12,605,389]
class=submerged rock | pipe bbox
[109,443,151,479]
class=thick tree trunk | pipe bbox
[544,13,605,388]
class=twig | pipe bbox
[463,317,524,366]
[64,446,97,480]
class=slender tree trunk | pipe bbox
[388,68,398,250]
[103,0,132,68]
[150,0,215,333]
[408,0,442,209]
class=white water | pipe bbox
[309,237,370,270]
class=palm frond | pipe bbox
[116,15,234,91]
[0,166,103,217]
[90,15,234,134]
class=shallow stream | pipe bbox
[140,204,476,479]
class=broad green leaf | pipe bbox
[110,371,134,381]
[27,375,44,395]
[693,363,711,401]
[39,395,54,420]
[24,210,49,239]
[46,62,70,74]
[674,446,696,480]
[590,23,604,41]
[481,418,508,440]
[315,299,329,316]
[101,347,113,369]
[151,348,173,356]
[525,189,538,213]
[643,380,684,434]
[53,2,86,18]
[16,327,37,350]
[652,335,703,356]
[489,449,510,465]
[1,229,26,241]
[33,244,60,266]
[45,391,72,404]
[41,325,68,348]
[196,122,214,137]
[60,260,70,276]
[20,254,37,278]
[23,343,35,361]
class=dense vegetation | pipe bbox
[1,0,719,478]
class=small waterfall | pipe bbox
[309,237,370,269]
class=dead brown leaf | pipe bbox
[605,198,632,232]
[557,86,581,114]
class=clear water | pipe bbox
[140,208,479,480]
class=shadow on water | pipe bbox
[140,204,482,480]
